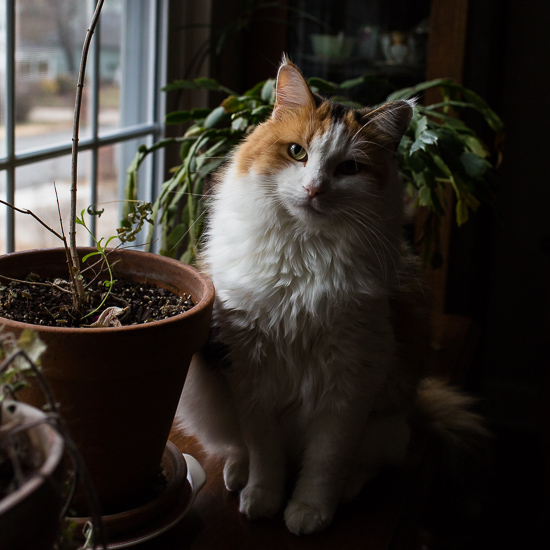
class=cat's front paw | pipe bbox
[284,500,334,535]
[239,485,284,519]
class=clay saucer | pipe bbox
[71,442,206,548]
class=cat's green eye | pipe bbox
[336,159,362,176]
[288,143,308,162]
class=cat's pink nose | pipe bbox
[303,184,323,199]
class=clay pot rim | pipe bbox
[0,247,215,335]
[0,400,65,513]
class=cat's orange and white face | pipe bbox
[232,60,413,227]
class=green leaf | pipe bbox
[339,76,368,89]
[460,88,505,133]
[191,108,213,119]
[418,183,431,207]
[437,127,467,156]
[165,108,211,125]
[82,251,101,263]
[193,77,223,91]
[464,192,481,211]
[197,156,226,179]
[243,80,266,98]
[87,205,104,217]
[222,95,245,113]
[204,106,227,128]
[231,117,248,131]
[424,100,477,111]
[420,130,438,146]
[410,139,424,155]
[308,77,338,94]
[184,125,206,137]
[386,78,456,101]
[460,152,492,178]
[407,151,426,172]
[386,87,416,101]
[432,155,452,178]
[179,249,193,265]
[179,139,193,161]
[410,128,438,154]
[251,105,274,119]
[105,235,118,248]
[165,110,193,125]
[165,223,189,252]
[464,135,489,158]
[456,199,469,226]
[414,115,428,138]
[75,209,87,225]
[162,79,197,92]
[261,79,276,103]
[330,95,363,108]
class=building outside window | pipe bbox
[0,0,168,253]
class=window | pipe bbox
[0,0,168,253]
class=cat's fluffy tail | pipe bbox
[413,377,490,462]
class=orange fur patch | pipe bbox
[234,99,396,185]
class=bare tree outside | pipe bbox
[43,0,80,76]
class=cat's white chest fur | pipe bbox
[203,164,397,413]
[204,165,397,334]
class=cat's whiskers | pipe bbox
[332,204,392,281]
[345,203,421,289]
[335,200,408,283]
[340,201,425,292]
[340,215,389,281]
[162,191,205,198]
[351,135,395,155]
[362,102,411,129]
[346,148,372,168]
[165,204,209,255]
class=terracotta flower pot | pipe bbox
[0,400,65,550]
[0,247,214,513]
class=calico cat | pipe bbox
[178,58,486,535]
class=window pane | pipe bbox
[99,0,122,134]
[101,0,155,134]
[14,152,91,251]
[94,137,154,250]
[93,144,123,247]
[14,0,90,153]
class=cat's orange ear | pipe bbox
[361,100,414,150]
[272,57,316,119]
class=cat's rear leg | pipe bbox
[340,412,411,502]
[177,352,249,490]
[340,465,378,503]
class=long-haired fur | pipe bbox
[177,58,486,536]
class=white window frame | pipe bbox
[0,0,170,253]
